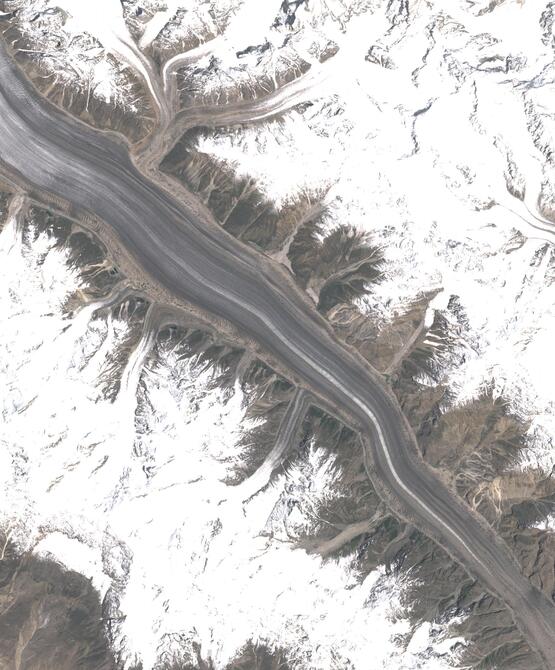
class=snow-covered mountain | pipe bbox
[1,1,554,669]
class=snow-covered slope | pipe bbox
[3,0,142,108]
[174,0,555,473]
[0,207,463,669]
[2,0,555,668]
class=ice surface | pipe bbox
[0,215,461,668]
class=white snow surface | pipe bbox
[9,0,554,467]
[51,0,163,109]
[7,0,162,111]
[189,0,555,472]
[2,0,555,666]
[0,215,462,668]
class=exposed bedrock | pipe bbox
[222,643,291,670]
[120,0,234,68]
[161,125,327,254]
[10,201,164,406]
[273,405,544,670]
[0,539,116,670]
[143,322,302,488]
[382,307,555,630]
[157,105,555,666]
[129,7,218,69]
[0,187,10,228]
[96,294,153,401]
[129,642,291,670]
[20,203,122,307]
[287,217,384,312]
[161,124,385,317]
[0,8,554,665]
[175,41,312,110]
[0,16,156,144]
